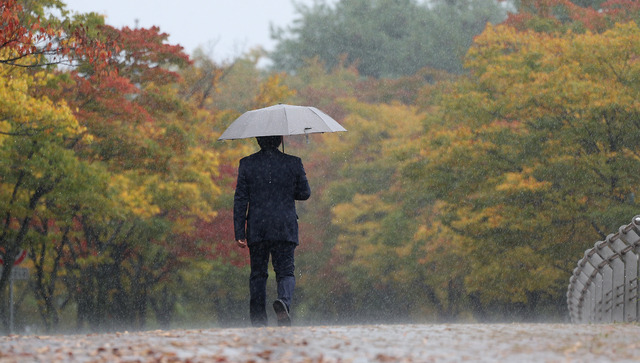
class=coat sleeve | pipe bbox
[294,159,311,201]
[233,159,249,240]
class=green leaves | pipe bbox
[270,0,507,77]
[415,20,640,312]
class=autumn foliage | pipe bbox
[3,0,640,332]
[0,0,112,70]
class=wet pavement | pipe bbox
[1,323,640,362]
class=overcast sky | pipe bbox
[62,0,321,62]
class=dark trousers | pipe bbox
[248,240,296,327]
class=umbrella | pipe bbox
[218,104,347,140]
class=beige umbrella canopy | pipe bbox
[218,104,346,140]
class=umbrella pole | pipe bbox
[282,138,285,153]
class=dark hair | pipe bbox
[256,136,283,149]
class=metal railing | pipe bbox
[567,215,640,323]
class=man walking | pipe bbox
[233,135,311,327]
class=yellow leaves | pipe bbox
[464,22,640,124]
[158,180,218,228]
[324,99,426,183]
[0,63,82,141]
[414,207,467,264]
[171,215,198,235]
[395,239,413,259]
[464,246,564,304]
[335,99,423,144]
[156,144,221,229]
[332,193,391,244]
[0,120,9,146]
[451,205,498,233]
[495,169,551,194]
[186,146,220,179]
[252,73,296,108]
[110,174,160,219]
[331,193,403,284]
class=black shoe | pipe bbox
[273,299,291,327]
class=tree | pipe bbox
[0,0,108,69]
[300,99,449,321]
[505,0,640,33]
[23,18,224,330]
[0,61,101,330]
[270,0,507,77]
[0,0,115,331]
[414,20,640,318]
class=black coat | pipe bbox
[233,147,311,245]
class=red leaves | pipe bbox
[65,23,192,128]
[600,0,640,20]
[505,0,640,33]
[176,210,248,267]
[0,0,34,53]
[96,25,190,85]
[0,0,110,69]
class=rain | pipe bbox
[2,0,640,361]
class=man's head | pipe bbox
[256,135,283,149]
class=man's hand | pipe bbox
[236,239,247,248]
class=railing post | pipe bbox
[593,240,616,322]
[586,250,605,322]
[607,234,637,322]
[618,224,640,322]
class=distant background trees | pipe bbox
[270,0,508,77]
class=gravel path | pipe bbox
[1,323,640,362]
